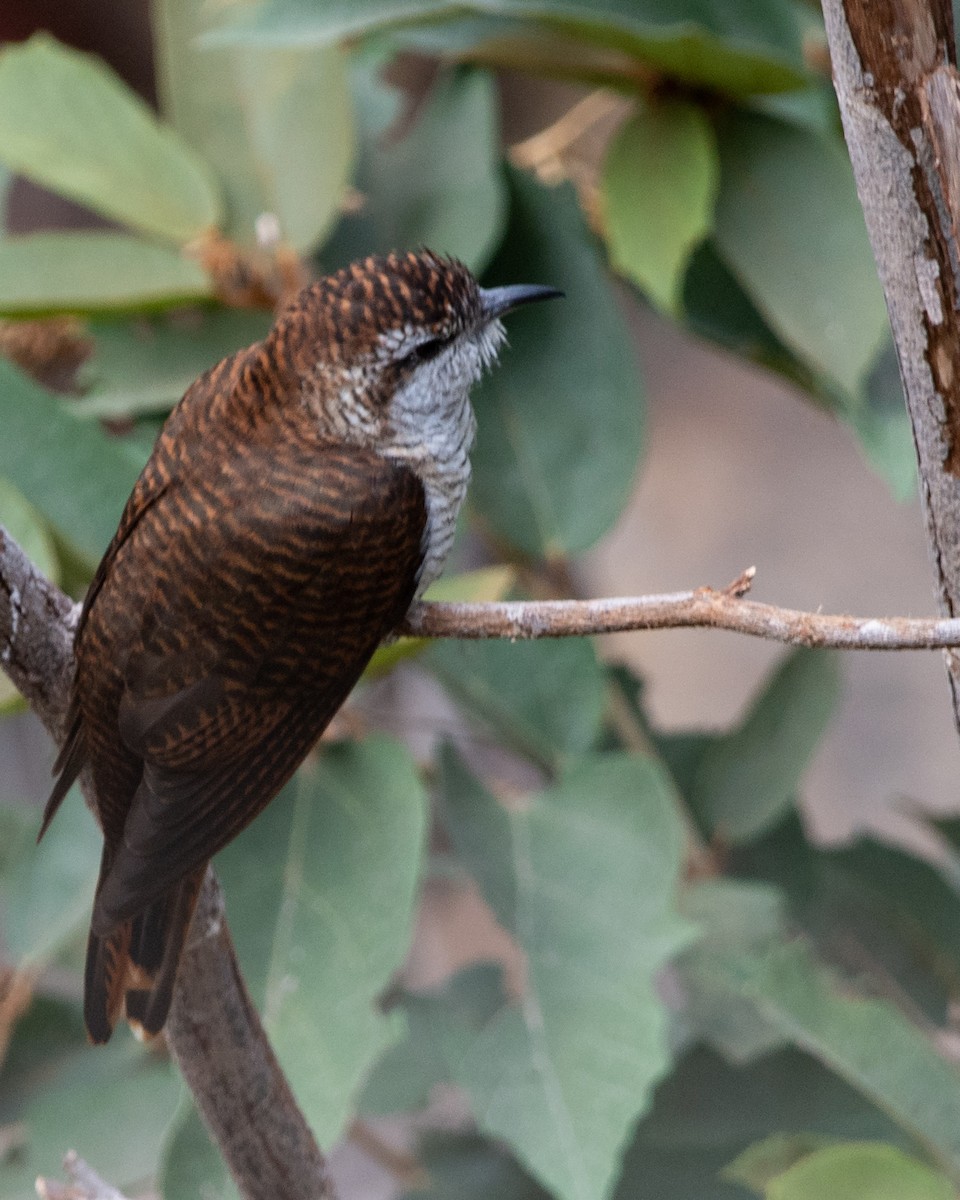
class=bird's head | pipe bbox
[277,250,561,449]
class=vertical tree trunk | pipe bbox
[822,0,960,725]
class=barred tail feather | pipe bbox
[84,868,205,1043]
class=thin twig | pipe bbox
[403,568,960,651]
[35,1151,130,1200]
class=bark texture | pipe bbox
[823,0,960,721]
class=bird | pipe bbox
[39,249,562,1043]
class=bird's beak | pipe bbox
[479,282,565,321]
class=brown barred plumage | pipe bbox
[41,250,561,1042]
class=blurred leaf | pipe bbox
[0,676,23,716]
[0,233,212,317]
[688,648,841,844]
[205,0,811,95]
[158,1093,238,1200]
[617,1042,914,1198]
[404,1132,552,1200]
[760,1142,955,1200]
[426,565,516,603]
[0,790,99,968]
[438,748,693,1200]
[0,34,220,244]
[723,1133,843,1193]
[752,84,842,136]
[733,813,960,1026]
[714,114,888,396]
[0,478,59,583]
[215,737,428,1146]
[0,162,10,228]
[436,749,517,927]
[328,67,505,273]
[234,45,354,253]
[615,1141,752,1200]
[430,634,606,769]
[366,565,515,677]
[851,338,916,501]
[76,308,272,418]
[472,169,644,558]
[637,1042,906,1157]
[679,880,787,1063]
[682,240,808,376]
[360,963,508,1115]
[0,804,32,877]
[205,0,457,47]
[0,361,143,566]
[706,938,960,1176]
[0,1036,179,1200]
[603,99,718,314]
[154,1,352,250]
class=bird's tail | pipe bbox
[84,866,205,1044]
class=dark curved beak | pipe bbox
[479,282,565,321]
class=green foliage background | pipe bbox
[0,3,957,1200]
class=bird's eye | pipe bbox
[415,336,447,362]
[399,335,449,370]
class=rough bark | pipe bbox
[822,0,960,724]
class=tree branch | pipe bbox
[36,1150,131,1200]
[404,568,960,649]
[822,0,960,727]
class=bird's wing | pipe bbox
[39,470,175,841]
[87,438,427,931]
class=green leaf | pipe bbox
[763,1142,955,1200]
[75,308,272,418]
[851,338,916,501]
[205,0,812,96]
[0,1036,180,1199]
[723,1132,844,1193]
[471,169,644,558]
[204,0,466,46]
[707,938,960,1177]
[154,1,352,250]
[0,161,11,227]
[0,478,59,582]
[714,113,889,395]
[215,737,428,1146]
[679,880,788,1064]
[234,45,354,253]
[626,1043,907,1199]
[0,232,212,317]
[682,240,817,386]
[603,99,718,314]
[0,790,99,968]
[404,1133,552,1200]
[689,648,841,844]
[438,748,694,1200]
[733,813,960,1026]
[429,635,606,769]
[0,34,221,243]
[328,67,505,273]
[158,1094,238,1200]
[0,360,144,565]
[360,963,508,1115]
